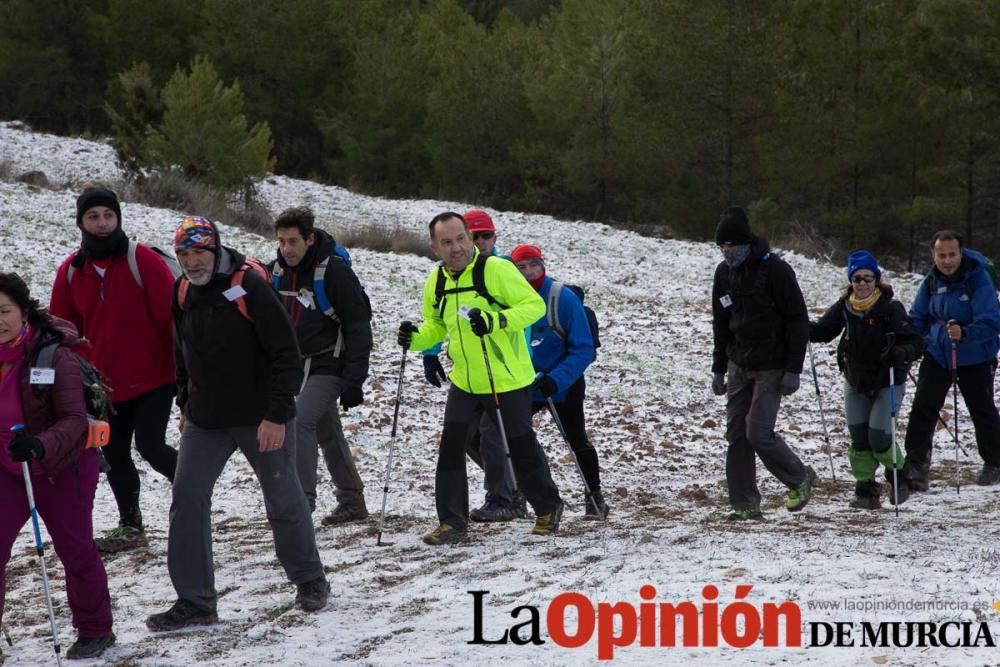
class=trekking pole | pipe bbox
[950,335,961,495]
[887,336,900,517]
[10,425,63,667]
[906,369,969,456]
[807,342,837,482]
[375,348,407,547]
[543,393,603,518]
[478,337,519,498]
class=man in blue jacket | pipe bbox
[904,230,1000,489]
[510,243,608,518]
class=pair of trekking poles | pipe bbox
[375,328,603,545]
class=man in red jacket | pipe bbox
[49,186,178,552]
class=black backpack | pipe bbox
[432,253,509,316]
[32,336,111,422]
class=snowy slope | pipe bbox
[2,122,1000,666]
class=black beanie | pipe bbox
[76,188,122,227]
[715,207,753,245]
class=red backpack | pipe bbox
[177,257,270,322]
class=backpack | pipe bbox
[177,256,270,323]
[270,242,372,358]
[432,253,508,317]
[32,336,112,450]
[66,240,183,288]
[546,281,601,352]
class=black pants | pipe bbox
[530,377,601,493]
[438,385,561,529]
[106,383,178,527]
[904,356,1000,467]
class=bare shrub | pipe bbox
[776,219,837,263]
[0,160,13,181]
[337,224,434,259]
[15,170,52,189]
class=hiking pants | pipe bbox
[725,363,808,510]
[465,414,515,503]
[0,451,112,638]
[294,373,364,511]
[532,377,601,493]
[844,382,906,481]
[438,386,561,529]
[904,356,1000,468]
[105,382,177,528]
[168,419,323,614]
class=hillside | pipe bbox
[1,122,999,666]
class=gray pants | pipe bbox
[168,419,323,613]
[295,373,365,511]
[845,382,905,452]
[725,362,808,510]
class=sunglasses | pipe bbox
[851,274,876,284]
[472,231,494,241]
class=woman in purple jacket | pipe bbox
[0,273,114,660]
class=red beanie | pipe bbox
[464,209,495,233]
[510,244,544,264]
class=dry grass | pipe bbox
[338,223,435,260]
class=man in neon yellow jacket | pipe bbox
[398,211,564,545]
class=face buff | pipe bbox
[723,244,751,268]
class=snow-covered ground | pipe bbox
[2,122,1000,666]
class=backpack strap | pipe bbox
[127,240,144,290]
[67,258,76,285]
[177,262,260,323]
[547,281,567,339]
[432,254,509,318]
[271,262,283,290]
[312,256,345,358]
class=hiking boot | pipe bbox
[321,499,370,525]
[95,525,147,553]
[905,461,930,492]
[583,489,610,520]
[727,506,764,521]
[976,464,1000,486]
[885,469,910,505]
[470,495,515,522]
[511,492,528,519]
[531,500,565,536]
[295,576,330,612]
[848,481,881,510]
[786,466,816,512]
[66,633,116,659]
[146,600,218,632]
[421,523,467,545]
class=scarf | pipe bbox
[723,244,752,268]
[73,226,128,265]
[848,288,882,314]
[0,323,30,363]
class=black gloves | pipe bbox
[467,308,494,337]
[9,431,44,462]
[534,374,558,397]
[780,372,800,396]
[339,385,364,411]
[397,321,418,348]
[423,355,447,387]
[880,345,907,366]
[711,372,727,396]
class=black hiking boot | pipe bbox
[976,464,1000,486]
[886,469,910,506]
[583,489,610,520]
[295,576,330,612]
[470,495,516,522]
[848,480,881,510]
[905,461,930,492]
[146,600,218,632]
[511,492,528,519]
[66,633,116,659]
[321,497,370,525]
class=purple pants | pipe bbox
[0,450,113,638]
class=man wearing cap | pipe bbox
[49,185,178,552]
[710,206,815,520]
[146,216,328,630]
[903,229,1000,489]
[510,243,607,518]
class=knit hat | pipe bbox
[464,209,496,233]
[715,207,753,246]
[846,249,881,281]
[510,244,544,265]
[174,216,219,253]
[76,187,122,227]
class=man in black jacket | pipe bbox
[270,207,374,524]
[710,207,815,520]
[147,216,328,632]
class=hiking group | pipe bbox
[2,186,998,660]
[712,207,1000,519]
[0,190,604,660]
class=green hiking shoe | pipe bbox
[786,466,816,512]
[727,506,764,521]
[95,525,147,553]
[421,523,467,546]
